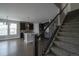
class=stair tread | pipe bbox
[54,41,79,55]
[64,23,79,25]
[66,19,79,21]
[62,25,79,28]
[51,46,70,56]
[50,45,78,56]
[64,22,79,25]
[61,28,79,30]
[57,36,79,39]
[58,32,79,38]
[60,29,79,32]
[59,31,79,34]
[46,52,56,56]
[66,19,79,22]
[62,25,79,27]
[57,36,79,45]
[62,26,79,28]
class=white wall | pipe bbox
[61,3,79,13]
[61,3,71,15]
[0,20,20,40]
[62,3,79,12]
[33,23,39,35]
[71,3,79,11]
[58,3,71,25]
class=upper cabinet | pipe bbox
[20,22,33,32]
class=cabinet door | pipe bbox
[29,23,33,30]
[20,22,26,30]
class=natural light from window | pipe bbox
[10,23,17,35]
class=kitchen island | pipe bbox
[24,33,35,43]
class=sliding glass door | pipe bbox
[0,21,17,36]
[9,23,17,35]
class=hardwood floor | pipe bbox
[0,39,34,56]
[0,38,49,56]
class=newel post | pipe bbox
[35,34,39,56]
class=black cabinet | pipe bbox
[20,22,33,30]
[29,23,33,30]
[20,22,26,30]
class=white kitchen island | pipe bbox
[24,33,35,43]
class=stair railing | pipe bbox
[34,3,68,56]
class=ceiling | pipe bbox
[0,3,58,23]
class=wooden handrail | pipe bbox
[35,3,68,56]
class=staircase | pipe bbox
[46,10,79,56]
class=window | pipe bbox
[0,22,8,36]
[0,21,18,36]
[9,23,17,35]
